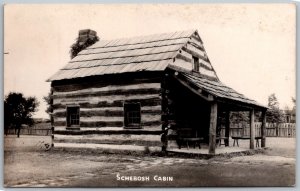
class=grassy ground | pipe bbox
[4,135,296,187]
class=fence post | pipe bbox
[261,110,266,147]
[249,109,255,149]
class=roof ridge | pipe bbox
[78,42,184,55]
[47,29,197,82]
[87,29,197,50]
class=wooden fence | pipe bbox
[222,123,296,137]
[6,122,295,138]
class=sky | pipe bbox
[4,4,296,119]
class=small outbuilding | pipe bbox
[47,29,267,154]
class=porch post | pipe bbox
[225,110,230,146]
[209,102,218,154]
[261,110,267,147]
[250,109,255,149]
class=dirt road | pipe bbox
[4,136,296,187]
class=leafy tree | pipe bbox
[254,111,262,122]
[230,111,249,123]
[4,92,39,137]
[266,93,284,123]
[289,97,296,123]
[230,111,261,124]
[268,93,279,108]
[70,32,99,59]
[291,97,296,113]
[292,97,296,123]
[292,97,296,105]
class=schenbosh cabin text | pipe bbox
[47,29,268,154]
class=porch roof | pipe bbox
[179,72,268,110]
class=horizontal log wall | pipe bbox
[53,94,160,105]
[170,34,218,80]
[53,83,160,96]
[190,34,204,50]
[54,125,162,132]
[52,76,164,152]
[54,134,162,147]
[52,74,162,92]
[52,80,162,127]
[52,97,161,110]
[53,120,161,128]
[53,106,161,117]
[53,143,162,153]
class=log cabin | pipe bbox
[47,29,268,154]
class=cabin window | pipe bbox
[193,56,200,72]
[124,103,141,128]
[67,107,80,127]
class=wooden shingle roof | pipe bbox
[48,29,267,109]
[181,72,267,109]
[47,30,197,82]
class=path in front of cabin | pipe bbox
[4,135,296,187]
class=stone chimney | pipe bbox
[78,29,98,45]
